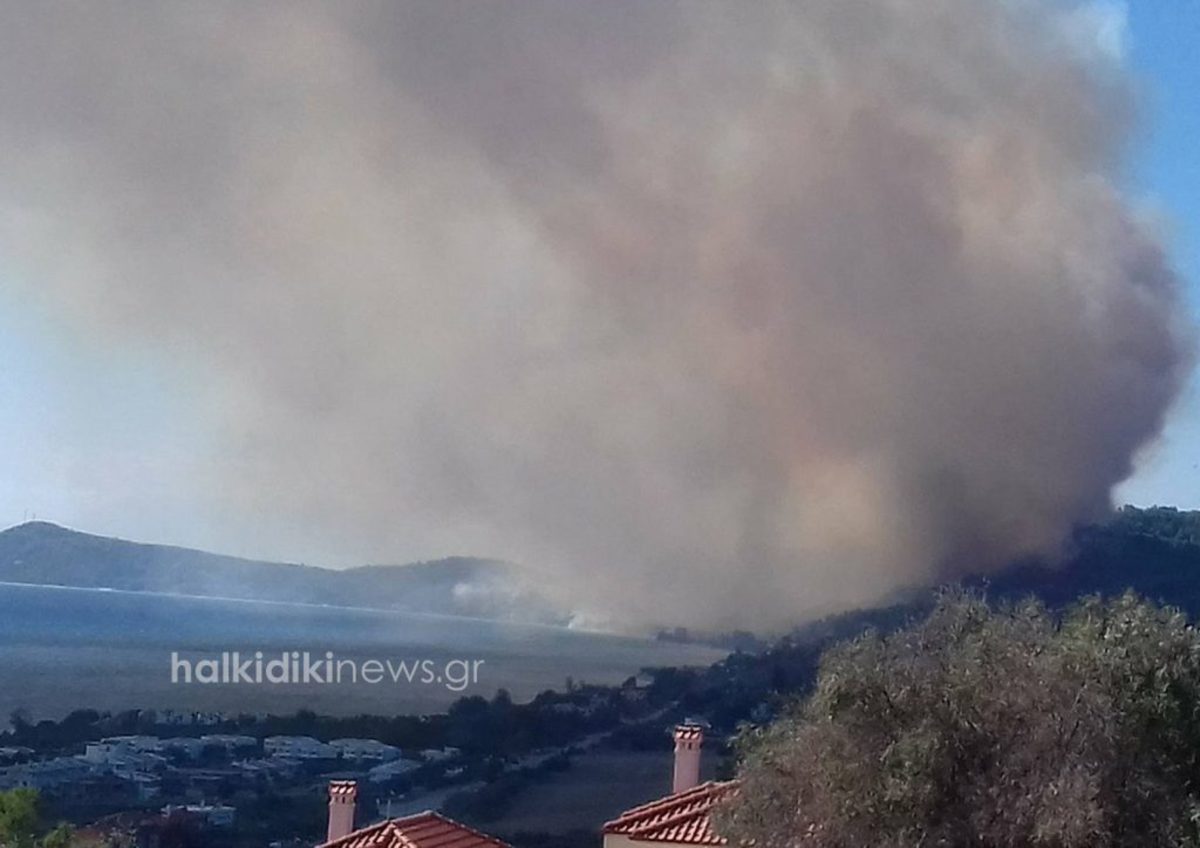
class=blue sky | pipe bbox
[0,2,1197,559]
[0,279,216,546]
[1112,0,1200,508]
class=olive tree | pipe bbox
[0,791,74,848]
[0,789,39,848]
[717,591,1200,847]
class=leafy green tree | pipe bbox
[0,789,39,848]
[718,591,1200,848]
[0,791,75,848]
[37,825,73,848]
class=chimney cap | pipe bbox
[329,780,358,798]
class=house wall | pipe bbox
[604,834,693,848]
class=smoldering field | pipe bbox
[0,1,1191,630]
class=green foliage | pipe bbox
[36,825,72,848]
[718,591,1200,848]
[1112,505,1200,547]
[443,752,573,825]
[0,791,77,848]
[0,789,39,848]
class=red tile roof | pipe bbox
[603,781,738,845]
[318,811,511,848]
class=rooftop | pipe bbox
[602,781,738,845]
[318,811,511,848]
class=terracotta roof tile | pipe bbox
[603,781,738,845]
[318,811,511,848]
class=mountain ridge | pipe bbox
[6,507,1200,637]
[0,521,565,625]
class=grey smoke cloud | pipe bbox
[0,1,1190,629]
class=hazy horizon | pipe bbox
[3,500,1197,578]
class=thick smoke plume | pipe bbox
[0,1,1190,629]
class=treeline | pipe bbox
[10,508,1200,767]
[2,679,686,760]
[719,591,1200,847]
[1109,504,1200,546]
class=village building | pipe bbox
[318,781,511,848]
[199,734,259,756]
[0,756,93,792]
[264,735,336,760]
[367,758,422,784]
[164,802,237,828]
[330,738,403,763]
[602,723,738,848]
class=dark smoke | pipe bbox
[0,1,1190,629]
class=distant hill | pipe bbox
[785,506,1200,647]
[0,522,566,625]
[984,505,1200,612]
[4,508,1198,637]
[667,507,1200,734]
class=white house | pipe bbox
[263,736,335,760]
[104,751,168,780]
[367,759,422,784]
[85,736,163,763]
[164,803,236,827]
[131,772,163,801]
[159,738,206,760]
[199,734,258,756]
[0,757,93,791]
[418,747,460,763]
[0,747,33,764]
[330,739,402,762]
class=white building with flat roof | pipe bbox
[85,736,163,761]
[367,758,422,784]
[0,757,93,791]
[264,736,334,760]
[330,739,402,762]
[164,803,236,827]
[199,734,258,755]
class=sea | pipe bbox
[0,582,726,721]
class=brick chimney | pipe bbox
[327,780,357,843]
[672,722,703,794]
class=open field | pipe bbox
[490,750,720,834]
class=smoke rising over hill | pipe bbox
[0,1,1191,629]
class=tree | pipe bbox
[0,791,76,848]
[6,710,31,737]
[37,825,73,848]
[717,591,1200,848]
[0,789,39,848]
